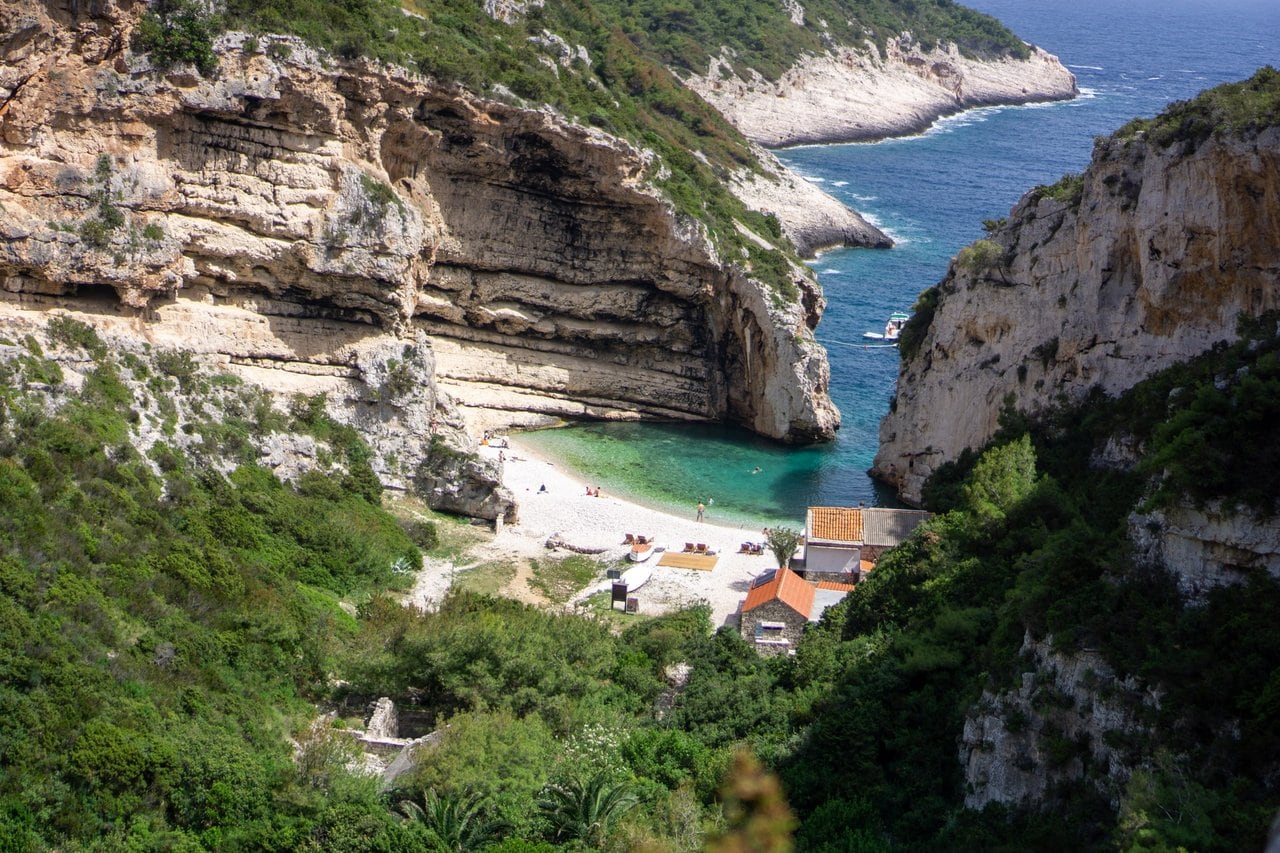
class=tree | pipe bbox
[961,434,1038,522]
[765,527,802,570]
[399,789,506,852]
[537,771,639,847]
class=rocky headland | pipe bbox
[688,37,1078,148]
[874,123,1279,505]
[0,0,851,521]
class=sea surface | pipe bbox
[521,0,1280,528]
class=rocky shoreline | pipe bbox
[689,40,1078,148]
[731,145,892,257]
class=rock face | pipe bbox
[1130,503,1280,603]
[961,633,1153,809]
[875,126,1280,504]
[731,145,892,256]
[0,0,840,465]
[687,38,1077,148]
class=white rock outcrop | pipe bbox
[688,38,1077,148]
[961,633,1153,809]
[1130,502,1280,602]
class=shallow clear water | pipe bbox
[521,0,1280,526]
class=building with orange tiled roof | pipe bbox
[739,568,852,655]
[802,506,932,581]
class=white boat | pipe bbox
[863,311,910,342]
[626,541,655,564]
[619,563,653,590]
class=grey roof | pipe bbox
[860,508,931,547]
[809,588,851,622]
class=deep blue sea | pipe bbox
[522,0,1280,528]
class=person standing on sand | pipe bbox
[696,502,705,522]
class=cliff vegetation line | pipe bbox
[132,0,1030,298]
[1115,65,1280,151]
[133,0,806,303]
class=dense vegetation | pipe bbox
[4,310,1276,849]
[1115,65,1280,150]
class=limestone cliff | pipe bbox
[875,125,1280,505]
[961,633,1154,810]
[0,0,840,493]
[687,37,1077,148]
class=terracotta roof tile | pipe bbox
[742,568,815,617]
[816,581,856,592]
[807,507,864,543]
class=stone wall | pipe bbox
[739,599,807,655]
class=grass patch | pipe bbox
[581,589,652,631]
[529,554,602,603]
[452,560,519,597]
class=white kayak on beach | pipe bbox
[619,563,653,589]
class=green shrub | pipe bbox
[896,285,939,363]
[132,0,221,76]
[1034,172,1085,208]
[1116,65,1280,151]
[47,316,108,359]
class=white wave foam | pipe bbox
[858,212,909,246]
[1068,64,1104,70]
[804,176,826,183]
[832,180,849,187]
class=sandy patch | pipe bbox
[486,437,783,628]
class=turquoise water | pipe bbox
[522,0,1280,526]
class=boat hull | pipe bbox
[619,565,653,589]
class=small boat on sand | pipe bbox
[863,311,910,342]
[619,563,653,590]
[627,540,655,563]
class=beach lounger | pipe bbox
[684,542,695,552]
[637,535,648,545]
[695,543,707,554]
[623,533,635,544]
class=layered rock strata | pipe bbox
[1129,502,1280,603]
[875,126,1280,504]
[0,0,840,460]
[688,38,1077,148]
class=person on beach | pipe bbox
[696,502,705,522]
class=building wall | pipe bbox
[805,543,860,574]
[739,600,807,655]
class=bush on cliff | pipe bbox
[1115,65,1280,150]
[133,0,221,76]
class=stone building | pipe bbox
[740,568,815,655]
